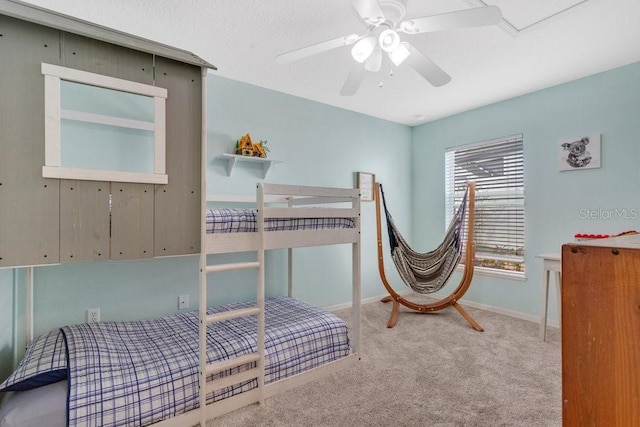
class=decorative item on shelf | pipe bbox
[235,133,269,158]
[574,230,638,241]
[574,233,611,242]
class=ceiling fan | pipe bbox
[276,0,503,96]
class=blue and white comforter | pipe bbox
[0,297,350,427]
[206,208,355,233]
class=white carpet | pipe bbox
[210,298,561,426]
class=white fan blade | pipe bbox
[350,0,385,26]
[403,43,451,87]
[340,63,366,96]
[399,6,502,34]
[276,34,361,64]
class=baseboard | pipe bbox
[324,292,560,329]
[458,298,560,329]
[323,293,392,312]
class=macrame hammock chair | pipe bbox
[375,181,483,331]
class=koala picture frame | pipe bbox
[558,134,601,171]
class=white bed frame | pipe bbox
[153,183,362,427]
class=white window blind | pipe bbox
[445,134,524,275]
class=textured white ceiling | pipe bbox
[17,0,640,126]
[478,0,591,30]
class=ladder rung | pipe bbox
[206,307,260,324]
[205,261,260,273]
[205,352,260,376]
[205,367,260,393]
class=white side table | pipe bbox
[537,253,561,341]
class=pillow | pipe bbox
[0,329,67,392]
[0,380,67,427]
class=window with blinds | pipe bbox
[445,134,524,275]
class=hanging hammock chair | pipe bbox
[375,181,482,331]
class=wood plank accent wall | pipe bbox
[59,180,110,263]
[0,15,60,267]
[153,57,202,257]
[0,14,202,268]
[111,183,154,260]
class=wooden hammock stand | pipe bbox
[375,181,483,331]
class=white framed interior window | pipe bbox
[41,63,168,184]
[445,134,525,276]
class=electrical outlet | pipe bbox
[178,295,189,310]
[87,308,100,323]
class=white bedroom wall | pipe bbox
[411,60,640,324]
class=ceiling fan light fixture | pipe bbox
[379,29,400,53]
[277,1,505,96]
[364,48,383,72]
[351,36,377,63]
[389,41,411,66]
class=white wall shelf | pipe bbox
[216,153,282,178]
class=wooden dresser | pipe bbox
[562,234,640,426]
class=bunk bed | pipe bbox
[1,4,361,426]
[196,183,362,425]
[0,183,362,427]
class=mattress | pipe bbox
[0,297,350,427]
[206,208,355,233]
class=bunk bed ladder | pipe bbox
[198,186,266,426]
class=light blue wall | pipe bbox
[0,269,16,384]
[206,76,412,307]
[60,81,156,174]
[412,61,640,322]
[0,74,412,377]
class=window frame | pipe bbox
[41,63,168,184]
[445,134,525,278]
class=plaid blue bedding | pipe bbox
[0,329,66,391]
[206,208,355,233]
[2,297,350,427]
